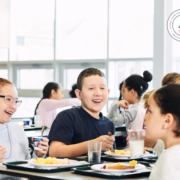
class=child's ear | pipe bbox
[75,89,82,100]
[163,113,174,129]
[107,89,110,95]
[51,89,56,97]
[130,89,135,96]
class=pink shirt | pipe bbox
[36,98,81,127]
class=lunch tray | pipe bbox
[3,158,105,173]
[72,165,151,179]
[3,158,88,173]
[101,152,158,162]
[23,126,47,131]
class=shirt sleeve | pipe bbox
[153,139,165,156]
[39,98,81,112]
[107,103,138,127]
[48,111,74,145]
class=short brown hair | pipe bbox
[0,78,13,88]
[77,68,105,90]
[162,73,180,86]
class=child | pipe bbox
[34,82,81,127]
[145,84,180,179]
[0,78,49,163]
[107,71,152,129]
[48,68,115,157]
[141,73,180,155]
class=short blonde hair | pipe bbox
[142,89,156,108]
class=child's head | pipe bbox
[121,71,152,103]
[34,82,63,115]
[75,68,109,118]
[145,84,180,140]
[118,81,124,101]
[42,82,63,100]
[162,72,180,86]
[142,72,180,109]
[69,84,77,98]
[0,78,20,124]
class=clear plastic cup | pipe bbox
[34,115,43,127]
[88,141,102,163]
[128,129,145,156]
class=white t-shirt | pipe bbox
[150,144,180,180]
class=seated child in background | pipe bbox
[48,68,115,157]
[0,78,49,164]
[145,84,180,179]
[34,82,81,128]
[107,71,152,129]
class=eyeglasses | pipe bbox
[0,95,22,107]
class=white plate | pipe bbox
[104,151,131,157]
[104,151,151,158]
[91,163,145,173]
[28,158,79,167]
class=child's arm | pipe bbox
[39,98,81,111]
[0,146,6,163]
[49,135,115,157]
[107,103,138,126]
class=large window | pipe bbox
[56,0,107,59]
[18,69,54,89]
[10,0,54,61]
[108,61,153,98]
[0,0,157,117]
[0,69,8,79]
[0,49,8,61]
[109,0,154,58]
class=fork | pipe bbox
[108,132,115,152]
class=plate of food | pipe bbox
[28,157,79,167]
[91,160,145,173]
[104,148,148,158]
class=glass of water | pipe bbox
[88,141,102,164]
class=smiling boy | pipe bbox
[48,68,115,157]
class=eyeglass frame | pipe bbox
[0,95,22,107]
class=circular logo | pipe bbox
[167,9,180,42]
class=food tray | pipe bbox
[72,165,151,179]
[3,159,88,173]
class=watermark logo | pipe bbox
[167,9,180,42]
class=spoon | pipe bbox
[108,132,115,152]
[41,125,46,137]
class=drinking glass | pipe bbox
[128,129,145,156]
[88,141,102,163]
[34,115,43,127]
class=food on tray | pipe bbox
[101,160,137,169]
[34,157,70,165]
[108,148,146,155]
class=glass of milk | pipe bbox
[34,115,43,127]
[128,129,145,157]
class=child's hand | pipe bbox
[0,146,6,163]
[126,136,157,148]
[95,135,115,151]
[116,100,129,109]
[32,138,49,157]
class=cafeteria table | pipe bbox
[0,163,149,180]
